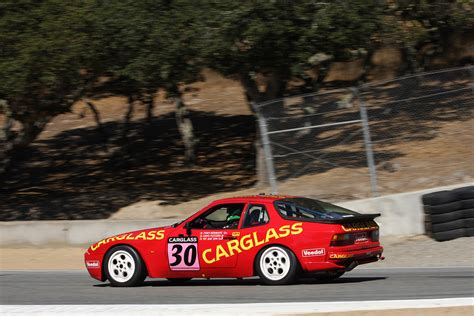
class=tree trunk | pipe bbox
[175,94,196,166]
[146,94,154,124]
[84,99,108,147]
[240,70,288,189]
[0,100,13,174]
[121,95,135,140]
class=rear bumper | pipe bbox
[302,246,383,272]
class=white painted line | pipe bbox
[1,298,473,315]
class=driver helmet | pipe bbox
[226,207,241,223]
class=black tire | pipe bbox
[453,186,474,200]
[467,227,474,237]
[314,271,345,282]
[432,228,466,242]
[461,199,474,209]
[255,245,298,285]
[424,217,432,235]
[424,201,462,215]
[422,191,457,206]
[104,245,147,287]
[167,278,192,283]
[431,209,474,224]
[431,218,474,233]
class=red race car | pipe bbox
[84,195,384,286]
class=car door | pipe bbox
[166,203,246,275]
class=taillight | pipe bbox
[372,229,379,242]
[330,233,354,246]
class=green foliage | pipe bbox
[0,0,472,153]
[0,1,92,120]
[200,0,384,90]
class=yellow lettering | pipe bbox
[226,239,242,256]
[278,224,290,238]
[265,228,280,243]
[155,230,165,240]
[202,248,215,264]
[252,231,265,247]
[291,222,303,235]
[146,231,156,240]
[115,234,127,241]
[105,237,115,243]
[126,233,135,240]
[135,232,146,240]
[91,243,99,251]
[215,245,229,261]
[240,234,254,250]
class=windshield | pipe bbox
[275,197,359,220]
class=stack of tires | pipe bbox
[422,186,474,241]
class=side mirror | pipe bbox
[184,222,192,236]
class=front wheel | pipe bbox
[104,245,147,287]
[255,246,298,285]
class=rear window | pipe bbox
[275,197,359,221]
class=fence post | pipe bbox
[351,87,379,197]
[254,104,278,194]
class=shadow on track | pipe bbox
[93,276,386,288]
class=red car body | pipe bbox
[84,195,383,285]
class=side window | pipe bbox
[242,204,270,228]
[191,203,245,229]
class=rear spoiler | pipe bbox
[282,213,381,224]
[324,213,381,224]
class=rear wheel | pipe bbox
[256,246,298,285]
[104,245,146,287]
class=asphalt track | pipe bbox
[1,267,473,305]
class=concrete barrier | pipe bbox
[0,219,176,246]
[1,182,472,246]
[339,182,474,236]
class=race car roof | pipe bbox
[214,195,296,204]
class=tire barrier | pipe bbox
[422,186,474,241]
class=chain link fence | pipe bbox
[255,66,474,201]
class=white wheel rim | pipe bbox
[108,250,136,283]
[259,247,291,281]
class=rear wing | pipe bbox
[280,213,381,224]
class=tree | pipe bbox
[198,0,384,185]
[0,1,94,173]
[199,0,383,105]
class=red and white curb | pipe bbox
[1,298,473,315]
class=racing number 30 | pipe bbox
[167,237,200,271]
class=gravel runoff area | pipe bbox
[1,235,473,270]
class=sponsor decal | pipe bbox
[354,232,369,243]
[329,253,353,259]
[202,222,303,264]
[86,260,100,268]
[168,236,200,271]
[199,231,228,241]
[90,229,165,251]
[302,248,325,257]
[232,232,241,237]
[342,221,378,232]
